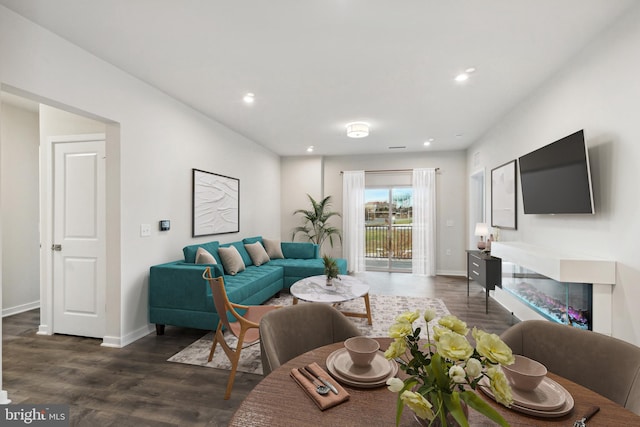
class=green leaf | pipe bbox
[443,392,469,427]
[460,390,510,427]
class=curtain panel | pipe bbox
[342,171,365,273]
[412,168,436,276]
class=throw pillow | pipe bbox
[263,238,284,259]
[195,247,217,265]
[218,245,246,275]
[244,242,270,266]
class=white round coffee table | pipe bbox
[289,275,373,325]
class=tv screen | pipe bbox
[519,130,594,214]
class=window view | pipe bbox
[364,187,413,272]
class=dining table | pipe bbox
[229,338,640,426]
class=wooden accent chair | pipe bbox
[501,320,640,415]
[202,267,279,400]
[259,303,362,376]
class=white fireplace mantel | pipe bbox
[490,242,616,335]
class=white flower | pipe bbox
[465,358,482,379]
[386,377,404,393]
[449,365,466,383]
[423,309,437,323]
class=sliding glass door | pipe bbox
[364,187,413,272]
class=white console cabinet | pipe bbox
[490,242,616,335]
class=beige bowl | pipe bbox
[502,354,547,391]
[344,337,380,367]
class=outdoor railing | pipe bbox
[364,225,412,259]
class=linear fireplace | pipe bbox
[502,262,592,330]
[490,242,615,335]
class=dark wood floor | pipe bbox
[2,272,517,426]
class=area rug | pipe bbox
[167,293,450,375]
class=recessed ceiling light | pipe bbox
[243,92,255,104]
[346,122,370,138]
[306,146,314,153]
[424,139,434,147]
[455,67,476,83]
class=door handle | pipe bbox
[52,244,62,251]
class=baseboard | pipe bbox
[435,270,466,277]
[102,324,155,348]
[2,300,39,318]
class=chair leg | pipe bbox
[224,330,246,400]
[208,322,223,362]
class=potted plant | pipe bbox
[323,255,340,286]
[292,194,342,248]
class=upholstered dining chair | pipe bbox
[202,267,279,400]
[259,303,362,376]
[500,320,640,415]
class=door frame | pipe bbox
[469,168,486,249]
[39,133,106,338]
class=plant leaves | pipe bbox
[460,390,510,427]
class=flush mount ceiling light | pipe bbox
[346,122,370,138]
[306,146,314,153]
[424,138,434,147]
[243,92,255,104]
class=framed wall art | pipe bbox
[491,160,517,230]
[192,169,240,237]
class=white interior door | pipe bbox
[52,137,106,338]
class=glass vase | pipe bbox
[412,401,468,427]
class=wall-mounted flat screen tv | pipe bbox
[519,130,594,214]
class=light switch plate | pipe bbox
[140,224,151,237]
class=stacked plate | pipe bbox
[479,376,575,417]
[326,348,398,388]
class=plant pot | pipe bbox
[326,278,333,286]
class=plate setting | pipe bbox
[479,376,574,417]
[326,348,398,388]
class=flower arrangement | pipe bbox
[385,310,515,426]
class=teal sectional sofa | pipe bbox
[149,236,347,334]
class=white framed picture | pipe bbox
[491,160,517,230]
[192,169,239,237]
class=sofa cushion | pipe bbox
[263,238,284,259]
[281,242,316,259]
[218,246,246,275]
[243,236,263,245]
[217,265,283,305]
[195,247,217,264]
[244,241,270,266]
[220,241,253,267]
[183,241,219,264]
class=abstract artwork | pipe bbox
[491,160,517,229]
[192,169,239,237]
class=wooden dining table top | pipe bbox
[229,338,640,426]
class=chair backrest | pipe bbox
[202,267,235,331]
[500,320,640,415]
[259,303,362,376]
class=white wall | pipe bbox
[467,4,640,345]
[0,6,281,347]
[0,102,39,316]
[281,150,468,274]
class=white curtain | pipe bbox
[412,168,436,276]
[342,171,365,273]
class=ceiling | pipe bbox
[0,0,635,156]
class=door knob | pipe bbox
[52,244,62,251]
